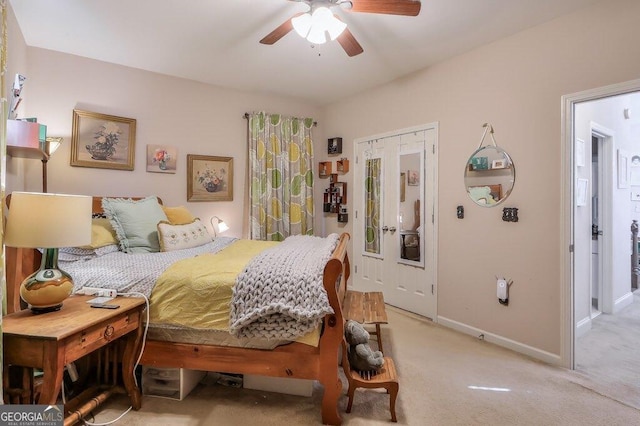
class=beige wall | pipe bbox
[323,0,640,357]
[6,0,640,361]
[7,46,324,237]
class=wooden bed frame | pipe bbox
[4,196,351,425]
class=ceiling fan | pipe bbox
[260,0,421,57]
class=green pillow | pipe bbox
[102,196,168,253]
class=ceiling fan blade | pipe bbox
[260,13,303,45]
[337,27,364,57]
[348,0,421,16]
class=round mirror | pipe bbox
[464,146,515,206]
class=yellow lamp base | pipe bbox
[20,268,74,314]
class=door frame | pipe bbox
[351,122,439,319]
[561,78,640,369]
[590,124,615,315]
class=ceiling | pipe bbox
[10,0,600,106]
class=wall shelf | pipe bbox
[337,159,349,174]
[6,119,48,160]
[322,161,348,223]
[319,161,332,178]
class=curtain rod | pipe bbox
[243,112,317,127]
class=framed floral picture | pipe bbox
[70,109,136,170]
[146,144,177,174]
[187,154,233,201]
[407,169,419,186]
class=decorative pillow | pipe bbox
[157,218,213,252]
[102,196,168,253]
[80,218,119,249]
[161,205,197,225]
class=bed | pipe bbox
[4,195,351,425]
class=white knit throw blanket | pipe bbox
[229,233,340,340]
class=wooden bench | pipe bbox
[343,290,389,353]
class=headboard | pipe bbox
[4,195,163,314]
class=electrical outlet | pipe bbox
[497,279,508,300]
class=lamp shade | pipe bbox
[210,215,229,237]
[5,192,92,248]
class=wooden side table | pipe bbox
[2,295,145,417]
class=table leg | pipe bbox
[121,317,143,410]
[38,343,64,405]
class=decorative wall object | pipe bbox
[576,178,588,207]
[617,149,629,189]
[187,154,233,201]
[328,137,342,154]
[630,154,640,186]
[147,144,177,174]
[407,169,419,186]
[575,138,585,168]
[70,109,136,170]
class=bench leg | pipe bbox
[388,382,399,422]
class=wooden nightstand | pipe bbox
[2,295,145,420]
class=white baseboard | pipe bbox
[437,316,562,366]
[612,291,634,314]
[575,315,592,339]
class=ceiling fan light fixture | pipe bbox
[325,15,347,41]
[292,13,312,38]
[293,7,347,45]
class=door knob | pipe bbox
[382,226,389,231]
[389,226,397,232]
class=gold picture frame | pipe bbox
[187,154,233,202]
[70,109,136,170]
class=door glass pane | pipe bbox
[399,152,421,262]
[365,158,381,254]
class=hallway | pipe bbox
[575,289,640,409]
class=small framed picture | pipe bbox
[187,154,233,202]
[491,159,506,169]
[146,144,177,174]
[407,170,419,186]
[328,137,342,155]
[576,178,588,207]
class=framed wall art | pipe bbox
[618,149,629,189]
[70,109,136,170]
[187,154,233,201]
[146,144,177,174]
[407,169,419,186]
[576,178,588,207]
[575,138,585,168]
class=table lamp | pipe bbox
[4,192,92,313]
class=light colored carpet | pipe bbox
[574,289,640,410]
[92,307,640,425]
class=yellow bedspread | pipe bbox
[150,239,279,330]
[148,239,320,346]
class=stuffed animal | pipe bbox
[344,320,385,372]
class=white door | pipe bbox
[352,123,438,319]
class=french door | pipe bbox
[352,123,438,319]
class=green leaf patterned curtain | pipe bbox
[365,158,381,254]
[248,112,315,241]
